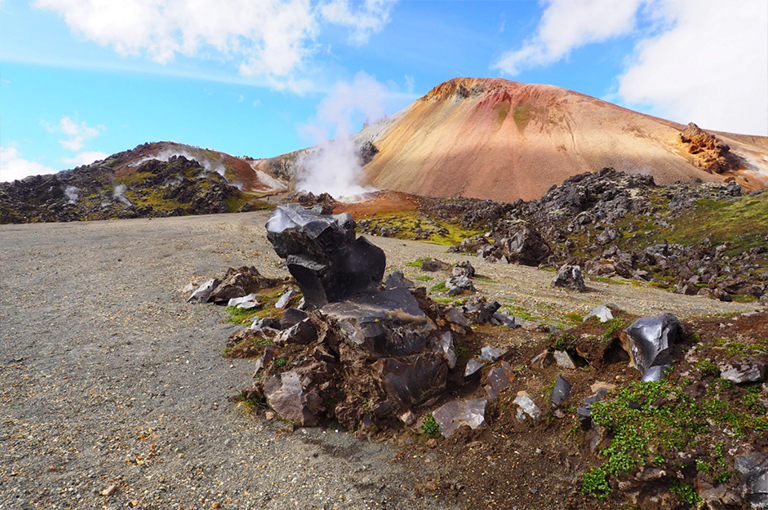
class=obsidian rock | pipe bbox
[266,204,386,309]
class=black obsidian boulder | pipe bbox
[266,204,386,309]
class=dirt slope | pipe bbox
[362,78,768,202]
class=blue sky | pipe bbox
[1,0,767,182]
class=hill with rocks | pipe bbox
[358,78,768,202]
[0,141,288,224]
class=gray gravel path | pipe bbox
[0,213,451,510]
[0,211,757,510]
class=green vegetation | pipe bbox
[274,357,287,368]
[581,379,768,501]
[421,413,440,435]
[670,481,700,506]
[414,275,434,281]
[602,318,629,340]
[225,305,262,326]
[430,281,448,293]
[358,211,484,246]
[695,359,719,376]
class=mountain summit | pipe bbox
[361,78,768,202]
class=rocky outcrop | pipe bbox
[0,150,249,224]
[679,122,740,174]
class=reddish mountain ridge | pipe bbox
[361,78,768,202]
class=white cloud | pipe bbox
[618,0,768,135]
[42,116,105,151]
[493,0,768,135]
[0,147,57,182]
[319,0,397,44]
[61,151,109,167]
[493,0,646,75]
[33,0,398,87]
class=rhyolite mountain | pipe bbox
[0,141,289,224]
[358,78,768,202]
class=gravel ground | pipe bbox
[0,211,757,510]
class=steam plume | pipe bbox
[296,72,387,198]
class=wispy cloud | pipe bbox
[42,116,105,151]
[33,0,399,91]
[492,0,768,135]
[62,151,109,167]
[319,0,398,44]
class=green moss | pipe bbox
[225,305,263,326]
[430,281,448,292]
[414,275,434,281]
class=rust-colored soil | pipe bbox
[332,190,419,218]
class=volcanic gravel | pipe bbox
[0,211,757,510]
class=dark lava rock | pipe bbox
[266,204,385,309]
[421,259,444,272]
[550,374,572,405]
[208,266,280,303]
[493,221,552,266]
[384,270,414,290]
[620,313,681,381]
[551,264,586,292]
[736,453,768,508]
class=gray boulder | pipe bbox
[187,278,220,303]
[484,362,514,400]
[551,264,586,292]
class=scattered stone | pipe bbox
[513,391,541,422]
[187,278,219,303]
[465,359,485,379]
[719,358,767,384]
[478,346,505,362]
[484,362,514,400]
[551,264,586,292]
[266,203,385,309]
[432,331,457,369]
[275,289,299,309]
[491,312,517,328]
[446,276,475,295]
[228,293,260,308]
[620,313,681,378]
[100,484,117,497]
[452,261,475,278]
[384,270,414,290]
[432,399,488,438]
[585,304,613,323]
[209,266,279,304]
[550,375,572,405]
[462,298,500,324]
[445,307,469,328]
[421,259,444,272]
[252,317,282,332]
[553,350,577,369]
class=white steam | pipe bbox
[132,148,227,178]
[296,71,388,199]
[64,185,80,204]
[113,184,132,206]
